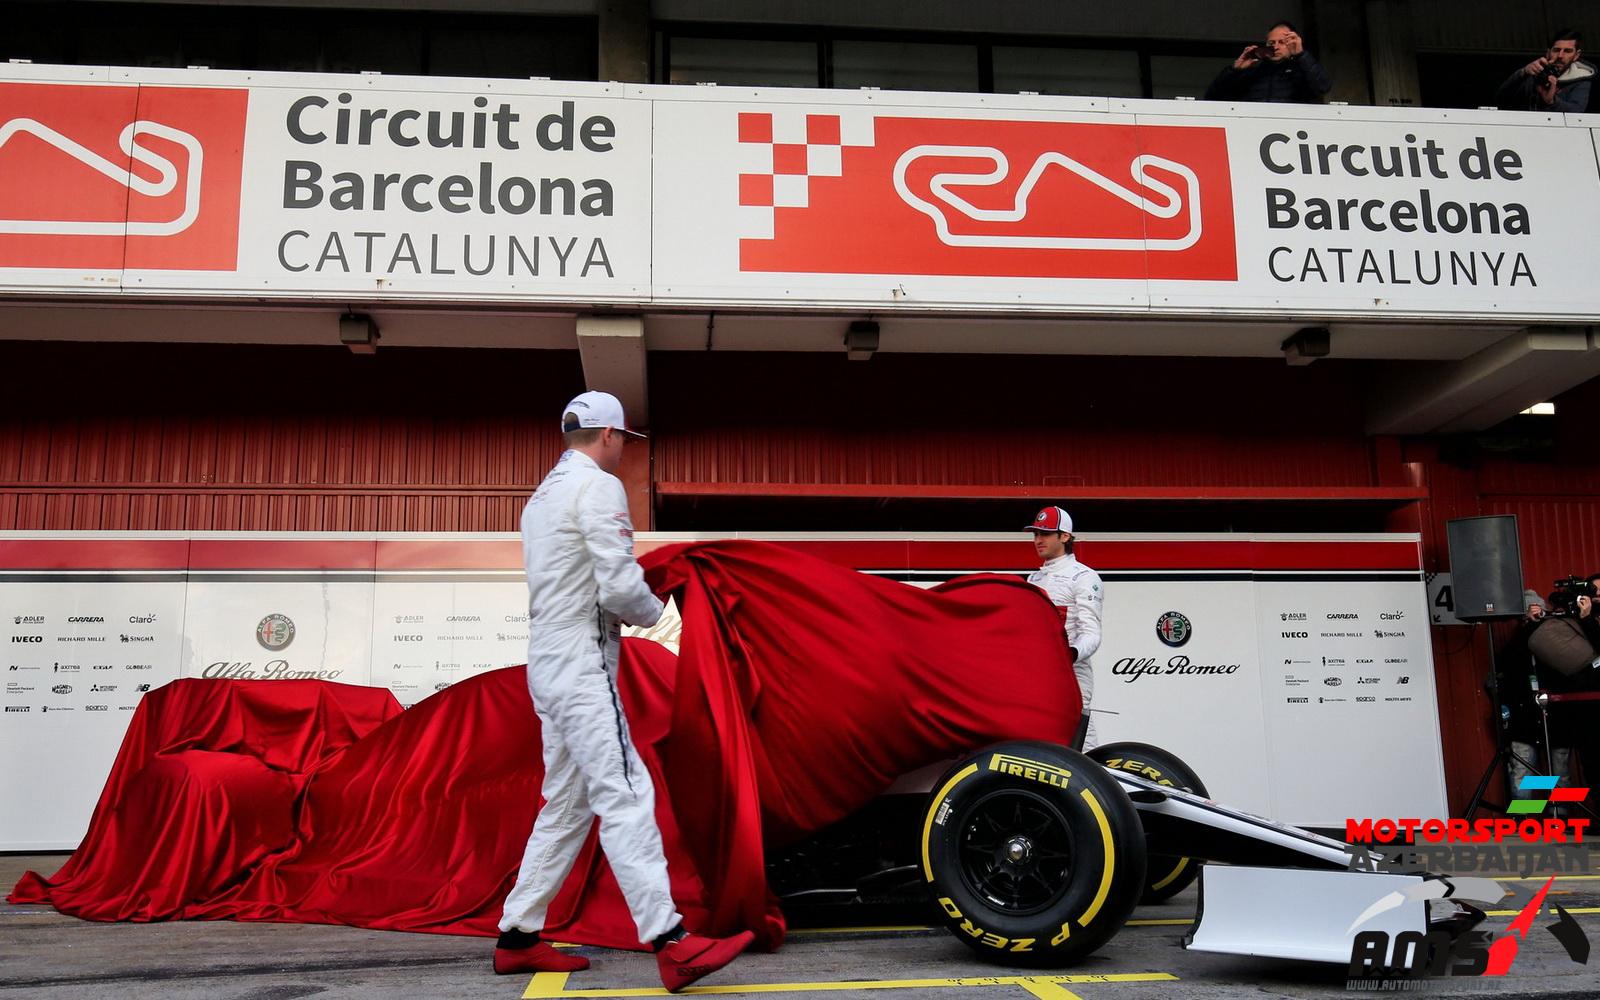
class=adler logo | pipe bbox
[0,82,248,271]
[735,111,1237,281]
[14,615,43,624]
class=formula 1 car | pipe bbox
[772,737,1498,966]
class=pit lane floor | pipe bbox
[4,854,1597,1000]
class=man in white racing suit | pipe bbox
[496,390,752,992]
[1024,506,1105,750]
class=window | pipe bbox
[992,46,1141,97]
[1150,54,1225,100]
[668,37,819,87]
[832,40,980,93]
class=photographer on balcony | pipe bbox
[1495,29,1594,113]
[1203,21,1331,104]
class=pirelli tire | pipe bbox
[1088,741,1209,904]
[920,740,1147,967]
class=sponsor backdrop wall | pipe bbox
[1,65,1597,319]
[0,531,1442,849]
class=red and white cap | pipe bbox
[1025,506,1073,534]
[561,390,647,439]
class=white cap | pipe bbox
[560,390,646,439]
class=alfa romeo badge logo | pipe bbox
[1155,611,1192,648]
[256,613,296,651]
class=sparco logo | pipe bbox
[1324,677,1343,687]
[1326,612,1358,620]
[1155,611,1192,647]
[394,635,423,642]
[3,706,28,712]
[256,614,295,651]
[1356,696,1376,703]
[445,615,481,622]
[67,616,105,623]
[1280,612,1307,622]
[14,615,43,624]
[1379,611,1405,620]
[1282,631,1308,639]
[12,636,42,643]
[51,684,72,694]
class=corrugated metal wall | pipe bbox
[650,352,1377,489]
[0,342,580,531]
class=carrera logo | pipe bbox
[736,112,1236,280]
[0,82,247,271]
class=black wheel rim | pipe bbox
[955,787,1076,915]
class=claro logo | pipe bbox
[0,82,247,271]
[735,111,1237,281]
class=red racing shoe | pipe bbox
[493,941,591,975]
[656,930,756,993]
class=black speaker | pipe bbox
[1446,515,1525,620]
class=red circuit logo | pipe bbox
[0,82,247,270]
[737,112,1237,281]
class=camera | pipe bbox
[1546,575,1597,617]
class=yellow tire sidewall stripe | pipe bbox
[1149,856,1190,892]
[921,763,980,881]
[1077,787,1116,928]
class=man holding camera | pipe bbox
[1496,29,1594,113]
[1204,21,1332,104]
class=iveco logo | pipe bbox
[12,636,42,643]
[394,635,423,642]
[1281,631,1308,639]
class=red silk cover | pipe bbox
[11,540,1077,950]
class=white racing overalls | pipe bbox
[1027,553,1105,750]
[499,449,679,943]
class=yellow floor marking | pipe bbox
[1497,874,1600,881]
[1017,981,1082,1000]
[1484,906,1600,917]
[523,971,1178,999]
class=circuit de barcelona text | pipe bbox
[273,94,618,278]
[1259,130,1537,287]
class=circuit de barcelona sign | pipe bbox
[2,64,1599,320]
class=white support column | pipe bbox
[576,314,649,428]
[1367,326,1600,434]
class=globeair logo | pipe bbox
[0,82,247,271]
[734,111,1237,281]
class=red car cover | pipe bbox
[11,540,1078,950]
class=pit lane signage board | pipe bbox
[0,71,650,301]
[652,93,1600,319]
[1,64,1598,321]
